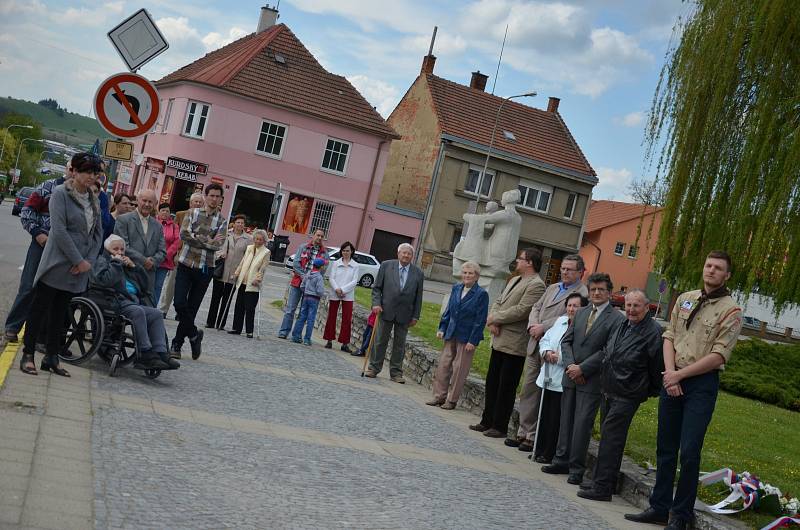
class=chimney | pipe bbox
[257,4,279,33]
[547,96,561,113]
[421,54,436,75]
[470,71,488,92]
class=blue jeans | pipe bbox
[278,285,303,337]
[650,370,720,521]
[5,238,44,334]
[291,296,319,341]
[153,268,170,308]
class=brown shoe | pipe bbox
[440,401,456,410]
[363,369,377,378]
[468,423,489,432]
[390,375,406,384]
[426,398,445,406]
[483,428,506,438]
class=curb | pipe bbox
[0,333,23,389]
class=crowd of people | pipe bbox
[2,151,744,529]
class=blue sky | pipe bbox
[0,0,690,199]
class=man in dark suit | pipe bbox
[578,288,663,502]
[113,188,166,299]
[365,243,424,383]
[542,272,625,485]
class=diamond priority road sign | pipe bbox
[107,8,169,72]
[93,73,160,138]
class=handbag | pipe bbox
[212,235,229,280]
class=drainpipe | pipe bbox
[129,133,148,192]
[415,139,447,266]
[356,139,387,249]
[586,238,602,274]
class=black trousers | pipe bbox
[480,348,526,433]
[591,395,640,494]
[231,284,259,334]
[206,279,235,329]
[23,282,74,365]
[534,388,562,462]
[173,264,213,347]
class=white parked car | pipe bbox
[285,246,381,288]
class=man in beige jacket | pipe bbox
[507,254,588,451]
[469,248,546,439]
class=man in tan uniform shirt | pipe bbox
[626,251,742,530]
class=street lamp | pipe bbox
[13,138,44,184]
[0,124,34,170]
[468,91,537,214]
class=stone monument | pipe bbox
[452,189,522,302]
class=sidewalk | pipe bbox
[0,301,645,529]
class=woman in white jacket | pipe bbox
[533,292,588,463]
[228,229,270,338]
[323,242,359,352]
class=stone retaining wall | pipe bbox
[312,298,745,530]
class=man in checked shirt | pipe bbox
[170,183,227,360]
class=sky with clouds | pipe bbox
[0,0,691,200]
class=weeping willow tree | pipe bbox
[647,0,800,311]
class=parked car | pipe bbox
[610,289,660,314]
[742,316,763,331]
[285,246,381,288]
[12,186,35,216]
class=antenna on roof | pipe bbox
[491,24,508,95]
[428,26,438,56]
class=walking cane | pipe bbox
[219,282,236,330]
[360,316,380,377]
[531,355,550,462]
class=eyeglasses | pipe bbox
[589,287,608,293]
[560,267,578,272]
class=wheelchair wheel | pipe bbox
[60,297,105,364]
[117,319,138,366]
[144,368,161,379]
[109,353,120,377]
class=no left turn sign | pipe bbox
[93,72,160,138]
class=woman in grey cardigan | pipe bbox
[19,153,104,377]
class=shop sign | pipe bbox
[166,156,207,175]
[145,157,165,173]
[175,169,198,182]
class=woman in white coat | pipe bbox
[533,292,588,463]
[323,241,359,352]
[228,229,270,338]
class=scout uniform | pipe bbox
[647,288,742,526]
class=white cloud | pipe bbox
[202,27,249,52]
[103,1,126,14]
[346,75,400,117]
[288,0,437,33]
[594,166,634,200]
[156,16,201,43]
[615,111,645,127]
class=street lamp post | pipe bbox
[0,124,34,171]
[13,138,43,184]
[468,92,537,214]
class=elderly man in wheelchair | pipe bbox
[90,235,180,372]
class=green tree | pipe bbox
[647,0,800,310]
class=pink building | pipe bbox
[119,7,420,261]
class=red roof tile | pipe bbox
[584,200,662,233]
[156,25,397,138]
[424,74,595,178]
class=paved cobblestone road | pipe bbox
[0,291,643,529]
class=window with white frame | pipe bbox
[614,242,625,256]
[256,120,287,157]
[628,245,639,259]
[161,98,174,133]
[321,138,350,174]
[183,100,210,139]
[309,200,335,236]
[465,165,494,197]
[564,192,577,219]
[517,180,553,213]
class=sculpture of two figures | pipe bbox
[452,189,522,302]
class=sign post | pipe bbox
[657,278,668,318]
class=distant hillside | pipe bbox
[0,96,110,146]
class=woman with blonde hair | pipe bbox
[229,229,270,338]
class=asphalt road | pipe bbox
[0,200,31,331]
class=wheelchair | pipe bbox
[58,287,166,379]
